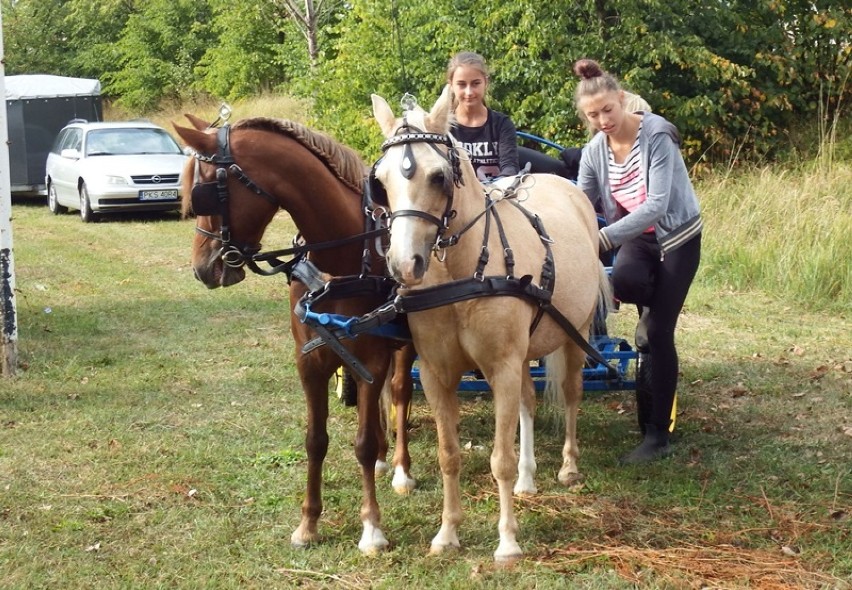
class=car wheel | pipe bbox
[80,184,97,223]
[47,183,67,215]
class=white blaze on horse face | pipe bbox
[375,158,434,286]
[371,89,455,286]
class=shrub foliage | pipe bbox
[2,0,849,163]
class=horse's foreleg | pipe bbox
[515,370,538,495]
[291,377,330,548]
[558,344,586,487]
[419,363,462,554]
[355,376,390,555]
[489,365,524,562]
[390,345,416,494]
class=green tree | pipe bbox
[106,0,214,111]
[196,0,301,101]
[1,0,74,75]
[63,0,134,82]
[300,0,849,165]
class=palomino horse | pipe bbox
[371,86,609,562]
[173,115,416,554]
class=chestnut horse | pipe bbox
[371,87,610,562]
[173,115,415,554]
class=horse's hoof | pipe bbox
[359,542,389,556]
[558,469,585,488]
[429,542,460,556]
[494,552,522,566]
[358,524,389,555]
[290,528,320,548]
[375,460,391,477]
[513,478,537,496]
[392,468,416,495]
[494,543,523,565]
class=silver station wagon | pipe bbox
[45,120,188,222]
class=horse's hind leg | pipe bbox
[514,369,537,495]
[556,343,586,486]
[488,364,524,562]
[389,344,416,494]
[375,374,392,477]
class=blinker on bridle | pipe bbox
[379,118,464,247]
[190,124,279,269]
[190,123,391,279]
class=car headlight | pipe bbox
[104,175,128,185]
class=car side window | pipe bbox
[64,129,83,152]
[51,129,71,154]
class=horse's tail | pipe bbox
[180,157,196,219]
[542,348,567,411]
[597,261,614,322]
[541,263,608,428]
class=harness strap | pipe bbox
[292,259,401,380]
[229,164,278,206]
[393,276,617,376]
[490,203,515,279]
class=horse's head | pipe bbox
[173,115,280,289]
[371,85,461,286]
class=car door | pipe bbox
[51,128,84,205]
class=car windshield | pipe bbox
[85,128,182,157]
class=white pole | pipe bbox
[0,4,19,377]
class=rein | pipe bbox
[190,124,390,281]
[190,121,397,382]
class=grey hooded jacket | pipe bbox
[577,112,702,257]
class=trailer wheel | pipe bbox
[80,184,97,223]
[47,183,67,215]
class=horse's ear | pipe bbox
[183,113,211,131]
[173,122,212,152]
[426,85,452,134]
[371,94,397,137]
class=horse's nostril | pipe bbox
[412,254,425,279]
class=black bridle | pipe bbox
[379,120,464,250]
[189,124,389,280]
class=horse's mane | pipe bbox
[232,117,368,194]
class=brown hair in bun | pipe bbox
[573,58,605,80]
[573,58,623,121]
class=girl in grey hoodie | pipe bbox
[574,59,702,464]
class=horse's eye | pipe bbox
[429,170,445,187]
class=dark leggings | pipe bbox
[611,232,701,428]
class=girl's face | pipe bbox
[450,65,487,109]
[579,90,626,136]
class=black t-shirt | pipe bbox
[451,109,520,182]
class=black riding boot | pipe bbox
[635,352,653,434]
[619,423,672,465]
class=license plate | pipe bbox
[139,189,178,201]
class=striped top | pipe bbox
[607,121,653,232]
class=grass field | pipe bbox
[1,187,849,588]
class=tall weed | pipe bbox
[698,161,851,310]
